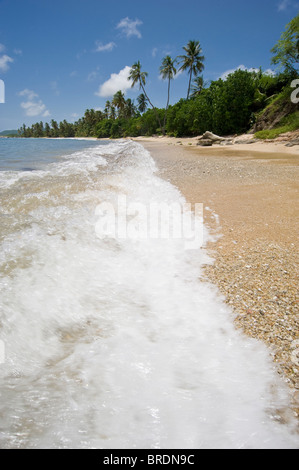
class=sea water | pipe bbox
[0,137,297,449]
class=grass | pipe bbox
[255,111,299,140]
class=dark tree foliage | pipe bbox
[19,67,292,139]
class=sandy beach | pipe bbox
[133,135,299,418]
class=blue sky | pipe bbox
[0,0,298,131]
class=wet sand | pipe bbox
[134,136,299,417]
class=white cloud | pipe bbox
[219,65,276,81]
[278,0,288,9]
[21,100,50,117]
[158,68,183,81]
[18,89,38,100]
[264,69,276,76]
[152,47,158,58]
[0,54,13,72]
[220,65,260,80]
[70,113,79,122]
[95,41,116,52]
[87,66,100,82]
[95,65,132,97]
[174,69,184,80]
[116,17,143,39]
[87,71,98,82]
[278,0,299,10]
[18,89,50,117]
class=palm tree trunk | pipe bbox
[163,78,171,135]
[141,83,163,131]
[187,68,193,99]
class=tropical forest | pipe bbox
[18,13,299,140]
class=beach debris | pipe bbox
[233,137,259,144]
[196,139,213,146]
[285,138,299,147]
[196,131,260,146]
[199,131,226,143]
[197,131,234,146]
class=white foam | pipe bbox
[0,140,297,448]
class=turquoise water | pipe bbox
[0,137,106,171]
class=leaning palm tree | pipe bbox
[178,40,205,99]
[128,61,162,131]
[160,55,177,133]
[137,93,148,114]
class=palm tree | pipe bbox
[128,61,163,131]
[124,98,136,119]
[112,90,126,118]
[104,100,112,119]
[178,40,205,99]
[190,75,205,98]
[110,105,116,120]
[137,93,148,114]
[160,55,177,133]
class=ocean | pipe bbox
[0,137,297,448]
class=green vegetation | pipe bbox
[18,14,299,140]
[271,13,299,74]
[255,111,299,139]
[0,129,18,136]
[252,76,298,139]
[159,55,177,133]
[129,60,163,131]
[177,40,205,100]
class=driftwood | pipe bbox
[200,131,226,142]
[197,131,232,146]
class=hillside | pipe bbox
[252,86,299,139]
[0,129,18,136]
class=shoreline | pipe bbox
[133,133,299,156]
[134,136,299,418]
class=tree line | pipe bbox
[18,14,298,139]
